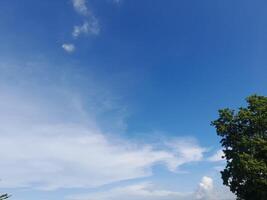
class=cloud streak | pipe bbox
[67,177,235,200]
[71,0,100,37]
[0,130,205,190]
[62,0,100,51]
[68,182,190,200]
[0,68,205,190]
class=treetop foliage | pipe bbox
[212,95,267,200]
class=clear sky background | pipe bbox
[0,0,266,200]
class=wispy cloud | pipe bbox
[62,0,100,52]
[62,43,76,53]
[73,20,100,38]
[166,139,206,170]
[67,177,235,200]
[0,66,205,190]
[72,0,89,16]
[71,0,100,38]
[0,130,204,190]
[68,182,190,200]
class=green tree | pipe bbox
[0,194,9,200]
[212,95,267,200]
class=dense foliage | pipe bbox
[212,95,267,200]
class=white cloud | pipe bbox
[0,66,236,200]
[67,182,191,200]
[0,84,205,190]
[70,0,100,38]
[62,43,76,53]
[194,176,235,200]
[208,150,225,162]
[72,0,89,16]
[67,177,235,200]
[195,176,214,200]
[167,139,206,170]
[0,132,203,190]
[73,20,100,38]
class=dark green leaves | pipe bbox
[212,95,267,200]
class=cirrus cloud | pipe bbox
[0,74,206,190]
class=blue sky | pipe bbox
[0,0,266,200]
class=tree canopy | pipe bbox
[212,95,267,200]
